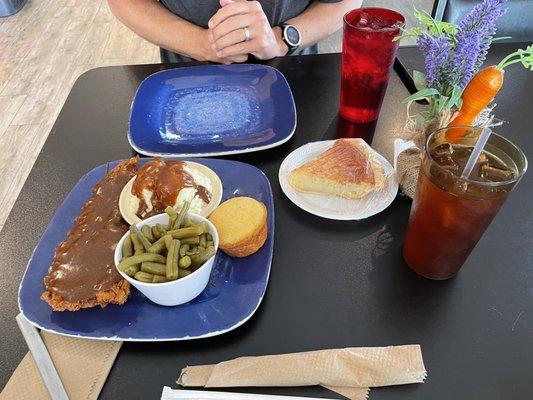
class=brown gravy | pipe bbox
[43,159,137,303]
[132,158,211,218]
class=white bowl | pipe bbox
[114,212,219,306]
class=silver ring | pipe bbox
[243,26,251,42]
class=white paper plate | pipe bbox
[279,140,398,220]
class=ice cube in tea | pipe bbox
[431,143,460,173]
[429,143,517,186]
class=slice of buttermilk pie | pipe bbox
[289,139,386,199]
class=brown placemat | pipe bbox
[0,332,122,400]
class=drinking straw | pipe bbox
[460,127,492,179]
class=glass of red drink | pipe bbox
[403,127,527,280]
[340,8,404,123]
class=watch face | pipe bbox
[285,25,300,47]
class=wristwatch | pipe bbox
[280,24,301,54]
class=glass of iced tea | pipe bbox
[403,127,527,280]
[339,8,404,123]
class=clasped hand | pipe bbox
[206,0,288,64]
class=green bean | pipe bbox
[134,271,154,283]
[199,233,206,248]
[152,275,169,283]
[165,205,177,216]
[179,269,192,278]
[184,219,194,228]
[156,227,166,240]
[165,206,177,230]
[163,234,173,252]
[181,236,200,245]
[130,233,144,253]
[167,225,204,239]
[190,246,216,268]
[130,225,152,250]
[178,255,191,269]
[147,236,166,254]
[131,246,144,274]
[117,253,166,272]
[206,241,214,248]
[206,233,212,242]
[185,246,199,256]
[131,248,144,273]
[141,261,166,275]
[130,247,144,276]
[124,264,140,277]
[152,225,161,240]
[179,244,190,257]
[141,225,154,242]
[173,199,191,230]
[156,223,167,235]
[166,239,180,280]
[138,232,152,250]
[122,235,133,258]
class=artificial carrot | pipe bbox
[447,45,533,142]
[447,66,503,140]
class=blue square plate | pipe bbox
[128,64,297,157]
[18,158,274,341]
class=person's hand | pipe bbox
[208,0,288,60]
[199,28,248,64]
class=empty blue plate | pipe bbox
[128,64,297,157]
[19,158,274,341]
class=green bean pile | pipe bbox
[117,204,216,284]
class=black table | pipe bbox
[1,54,532,399]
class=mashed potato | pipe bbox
[129,164,212,217]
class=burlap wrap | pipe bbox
[396,147,422,199]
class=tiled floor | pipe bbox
[0,0,430,232]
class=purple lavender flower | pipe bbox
[459,0,508,32]
[448,31,482,88]
[412,0,510,103]
[457,0,508,70]
[417,33,451,88]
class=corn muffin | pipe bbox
[208,197,267,257]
